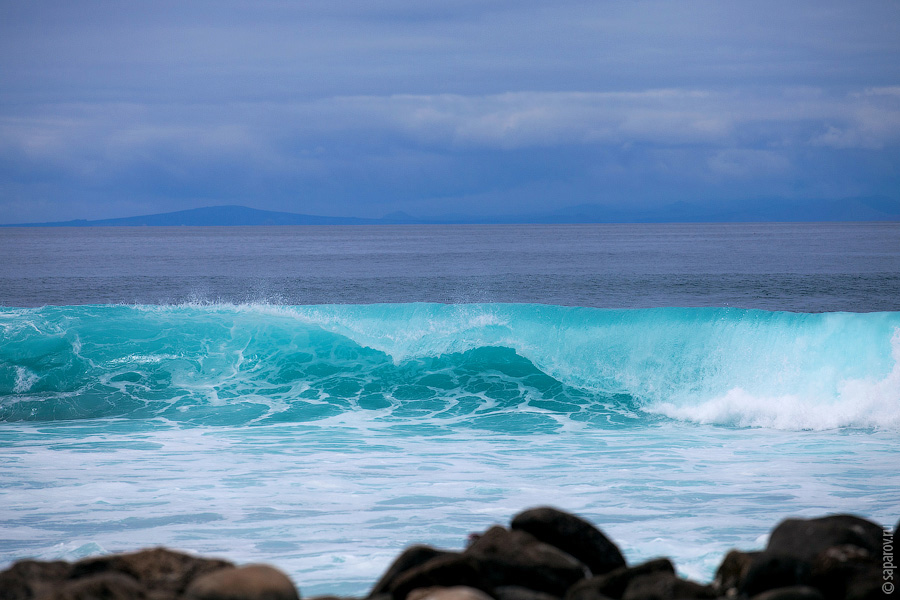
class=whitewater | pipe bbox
[1,223,898,595]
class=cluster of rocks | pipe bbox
[0,547,297,600]
[1,507,893,600]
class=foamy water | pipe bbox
[1,302,898,594]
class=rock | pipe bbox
[494,586,561,600]
[740,554,811,598]
[465,526,588,595]
[389,554,494,600]
[713,549,760,596]
[71,547,233,596]
[809,545,881,600]
[620,572,715,600]
[842,569,888,600]
[39,573,147,600]
[185,564,300,600]
[565,558,674,600]
[407,586,495,600]
[0,509,894,600]
[369,546,457,597]
[766,515,884,562]
[0,559,72,600]
[740,514,886,599]
[511,508,626,576]
[749,586,825,600]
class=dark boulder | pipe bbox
[407,587,494,600]
[511,508,626,576]
[620,572,715,600]
[0,559,72,600]
[465,526,588,595]
[494,586,561,600]
[741,553,812,598]
[809,544,882,600]
[750,514,887,600]
[565,558,674,600]
[766,515,883,562]
[71,547,233,596]
[369,546,457,597]
[185,564,300,600]
[389,554,494,600]
[713,549,760,596]
[749,586,825,600]
[39,573,146,600]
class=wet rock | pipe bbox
[465,526,588,595]
[511,508,626,576]
[40,573,146,600]
[766,515,884,562]
[369,546,457,597]
[407,586,494,600]
[389,554,494,600]
[494,586,561,600]
[71,547,233,596]
[749,586,825,600]
[565,558,674,600]
[185,564,300,600]
[620,572,715,600]
[0,559,72,600]
[741,554,812,598]
[713,549,761,596]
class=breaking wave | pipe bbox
[1,303,898,430]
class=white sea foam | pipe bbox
[651,329,900,430]
[42,542,107,562]
[1,421,897,593]
[108,353,184,365]
[13,366,38,393]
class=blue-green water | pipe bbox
[1,224,898,594]
[3,304,899,430]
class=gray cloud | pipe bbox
[6,87,895,158]
[1,1,898,222]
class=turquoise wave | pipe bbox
[1,303,898,430]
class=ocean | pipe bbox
[1,222,898,594]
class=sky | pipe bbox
[1,0,899,223]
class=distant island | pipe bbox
[3,197,899,227]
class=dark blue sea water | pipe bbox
[2,223,899,310]
[1,223,898,593]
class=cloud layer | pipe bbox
[1,1,899,221]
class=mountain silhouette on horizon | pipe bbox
[3,197,898,227]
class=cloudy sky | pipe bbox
[1,0,899,222]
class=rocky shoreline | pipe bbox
[1,507,894,600]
